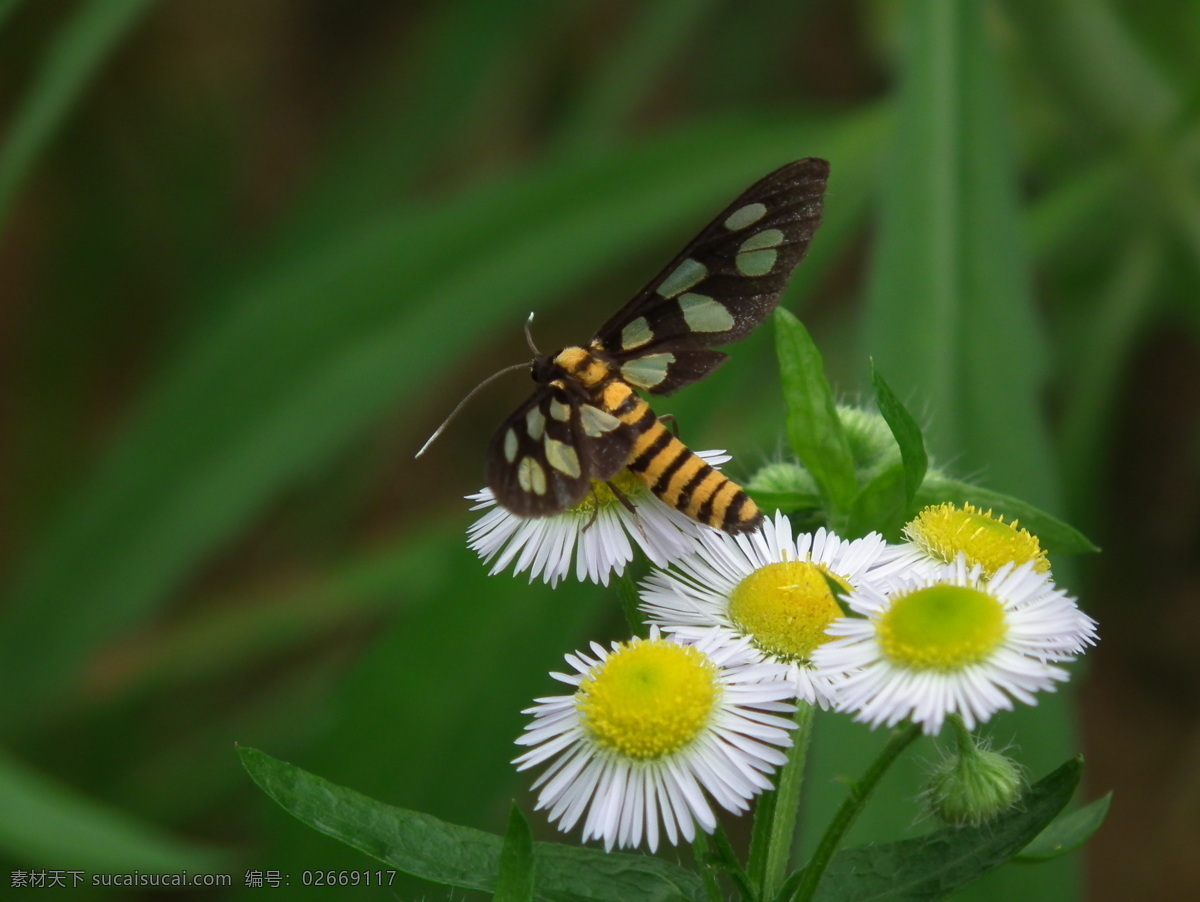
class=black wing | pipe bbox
[590,158,829,394]
[486,380,638,517]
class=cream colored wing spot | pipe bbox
[735,229,784,277]
[580,404,621,437]
[517,456,547,495]
[621,353,676,389]
[678,292,734,333]
[525,406,546,441]
[620,316,654,350]
[655,258,708,299]
[545,438,582,478]
[724,202,767,231]
[503,428,519,463]
[549,398,571,422]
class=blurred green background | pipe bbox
[1,1,1196,899]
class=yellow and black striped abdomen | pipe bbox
[625,419,762,534]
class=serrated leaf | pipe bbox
[916,477,1098,556]
[774,307,857,518]
[806,757,1083,902]
[871,363,928,505]
[1015,793,1111,862]
[239,747,706,902]
[496,805,536,902]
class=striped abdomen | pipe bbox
[553,345,762,534]
[625,419,762,534]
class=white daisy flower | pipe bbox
[812,556,1098,735]
[638,511,918,707]
[467,451,732,587]
[513,627,796,852]
[899,502,1052,579]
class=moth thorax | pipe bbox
[530,353,564,384]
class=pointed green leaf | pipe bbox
[496,805,535,902]
[1015,793,1111,863]
[916,476,1098,556]
[239,747,706,902]
[806,758,1083,902]
[847,462,908,541]
[871,363,928,505]
[774,307,857,518]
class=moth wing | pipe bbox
[591,158,829,395]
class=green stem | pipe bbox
[710,825,756,902]
[748,704,815,900]
[615,571,647,637]
[788,723,922,902]
[692,832,724,902]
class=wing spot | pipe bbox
[621,353,675,389]
[549,398,571,422]
[724,202,767,231]
[580,404,621,436]
[517,456,547,495]
[503,428,519,463]
[738,228,784,252]
[655,259,708,299]
[678,293,734,333]
[525,406,546,441]
[736,248,777,276]
[621,316,654,350]
[545,438,581,478]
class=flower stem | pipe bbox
[616,571,647,637]
[787,722,921,902]
[748,704,815,901]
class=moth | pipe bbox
[486,159,829,534]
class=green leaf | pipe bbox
[496,805,536,902]
[916,476,1098,556]
[0,746,225,872]
[871,363,928,505]
[0,0,157,229]
[863,0,1057,510]
[847,463,909,541]
[774,307,857,519]
[239,747,706,902]
[744,489,822,516]
[1015,793,1111,863]
[806,757,1083,902]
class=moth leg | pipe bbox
[606,480,639,515]
[657,414,679,438]
[581,484,604,533]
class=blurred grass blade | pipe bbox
[0,114,866,732]
[863,0,1056,506]
[0,746,225,871]
[0,0,157,231]
[240,747,707,902]
[774,307,857,519]
[495,806,535,902]
[554,0,722,154]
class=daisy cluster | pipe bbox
[468,466,1098,852]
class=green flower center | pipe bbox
[905,502,1049,576]
[877,584,1006,670]
[577,638,718,759]
[728,560,846,663]
[572,470,645,513]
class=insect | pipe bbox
[432,159,828,534]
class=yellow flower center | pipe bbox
[877,584,1006,670]
[728,560,847,663]
[572,470,646,513]
[577,637,718,759]
[905,503,1049,576]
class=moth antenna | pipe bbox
[414,360,530,458]
[523,312,540,356]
